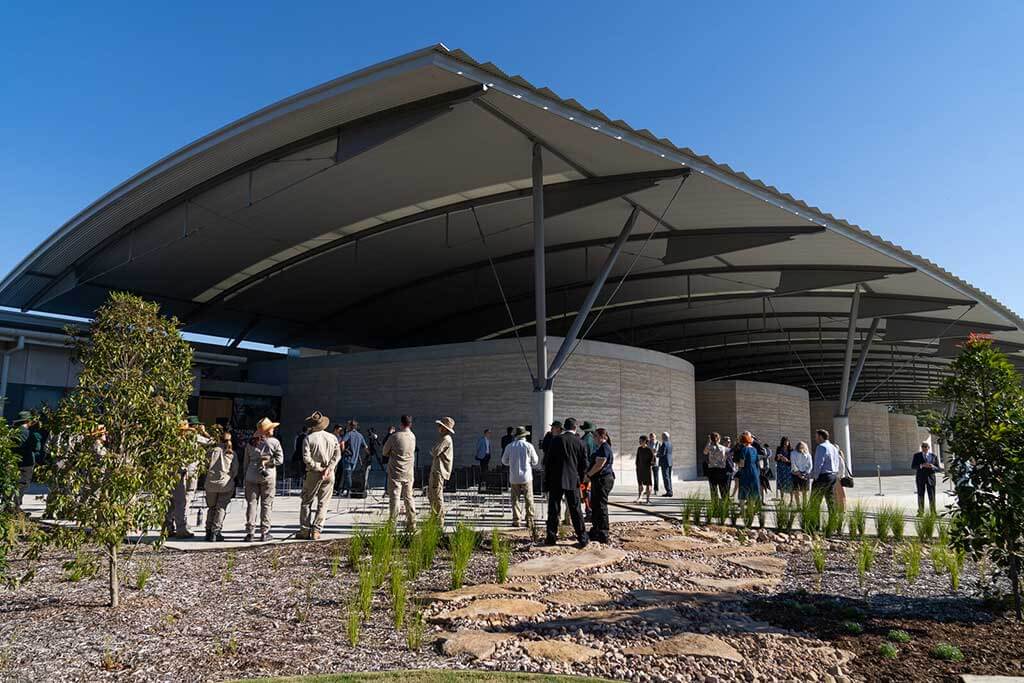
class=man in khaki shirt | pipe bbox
[204,429,238,542]
[298,411,341,540]
[428,417,455,524]
[383,414,417,531]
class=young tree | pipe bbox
[934,334,1024,620]
[0,421,37,587]
[39,292,198,607]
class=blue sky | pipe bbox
[2,1,1022,327]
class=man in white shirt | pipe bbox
[810,428,841,509]
[501,425,539,528]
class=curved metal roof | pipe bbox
[4,44,1021,405]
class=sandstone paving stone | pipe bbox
[592,570,644,583]
[431,597,547,622]
[426,582,542,602]
[629,589,730,605]
[543,589,611,606]
[441,629,517,660]
[624,632,743,662]
[701,543,777,557]
[639,556,713,574]
[509,545,627,578]
[692,575,781,592]
[724,555,788,575]
[523,639,602,663]
[621,539,710,552]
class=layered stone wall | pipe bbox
[695,380,811,456]
[278,337,698,483]
[809,401,892,475]
[888,413,921,474]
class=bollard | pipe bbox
[875,464,884,497]
[196,506,204,527]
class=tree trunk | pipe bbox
[1010,554,1022,621]
[108,543,119,609]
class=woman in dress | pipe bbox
[789,441,812,505]
[736,431,761,502]
[634,435,655,504]
[774,436,793,501]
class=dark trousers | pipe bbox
[337,469,353,495]
[588,474,614,542]
[652,465,659,492]
[659,464,673,495]
[812,473,837,509]
[916,474,936,514]
[707,467,729,499]
[478,455,491,471]
[546,487,588,543]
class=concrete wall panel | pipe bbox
[809,400,892,475]
[888,413,920,474]
[695,380,810,458]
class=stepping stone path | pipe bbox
[694,576,780,592]
[621,538,709,552]
[724,555,788,575]
[640,556,713,574]
[432,597,547,622]
[509,545,627,578]
[624,633,743,662]
[523,639,602,663]
[543,589,610,606]
[629,589,722,605]
[426,582,542,602]
[592,570,643,583]
[701,542,776,557]
[441,629,516,660]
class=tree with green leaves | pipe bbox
[38,292,198,607]
[933,334,1024,620]
[0,420,39,587]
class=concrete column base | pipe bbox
[533,388,553,449]
[833,415,852,471]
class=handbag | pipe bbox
[840,475,855,488]
[839,449,854,488]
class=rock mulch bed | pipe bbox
[2,519,1021,682]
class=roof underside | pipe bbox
[4,44,1022,405]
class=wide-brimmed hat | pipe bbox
[581,421,595,432]
[550,420,563,430]
[256,417,281,433]
[305,411,330,432]
[435,416,455,434]
[514,425,530,438]
[13,410,32,425]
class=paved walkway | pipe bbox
[19,474,949,551]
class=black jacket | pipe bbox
[544,431,588,491]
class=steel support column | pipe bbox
[846,317,881,402]
[546,206,639,381]
[532,142,553,440]
[835,284,861,470]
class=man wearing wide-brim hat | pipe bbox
[502,426,539,528]
[297,411,341,540]
[243,417,284,542]
[427,417,455,524]
[165,416,212,539]
[13,410,41,510]
[383,415,417,531]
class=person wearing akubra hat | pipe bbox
[13,410,41,509]
[297,411,341,540]
[427,417,455,524]
[502,426,539,528]
[165,416,211,539]
[243,416,284,542]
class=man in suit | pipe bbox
[543,417,589,548]
[911,441,942,514]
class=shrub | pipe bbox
[847,501,867,539]
[774,500,795,533]
[887,629,911,643]
[879,642,899,659]
[900,541,922,586]
[450,522,477,590]
[390,568,407,629]
[842,620,864,634]
[915,512,937,541]
[931,643,964,662]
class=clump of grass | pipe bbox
[270,548,281,571]
[842,620,864,635]
[348,528,365,569]
[825,504,844,538]
[727,499,739,526]
[357,560,374,619]
[406,607,425,651]
[222,550,237,584]
[63,552,99,582]
[875,507,897,541]
[847,501,867,539]
[330,544,343,578]
[946,547,965,592]
[368,522,397,588]
[495,537,511,584]
[419,513,443,570]
[741,498,760,528]
[890,509,906,541]
[900,541,922,586]
[855,540,876,590]
[931,643,964,662]
[708,495,728,525]
[774,499,795,533]
[937,517,951,546]
[346,601,361,646]
[490,527,501,555]
[691,494,707,526]
[134,559,155,590]
[930,543,949,575]
[811,538,826,590]
[390,568,407,629]
[879,642,899,659]
[800,496,823,535]
[214,635,239,656]
[406,531,424,580]
[99,641,122,671]
[887,629,911,643]
[450,522,478,590]
[915,511,937,541]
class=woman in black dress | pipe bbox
[634,435,655,504]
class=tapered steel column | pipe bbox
[847,317,881,403]
[532,142,553,439]
[837,285,862,416]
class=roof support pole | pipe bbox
[532,142,553,441]
[846,317,881,404]
[835,284,861,473]
[546,206,639,381]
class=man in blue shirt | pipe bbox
[657,431,674,497]
[810,428,840,509]
[475,429,492,471]
[340,420,367,498]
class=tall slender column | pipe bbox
[532,142,553,441]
